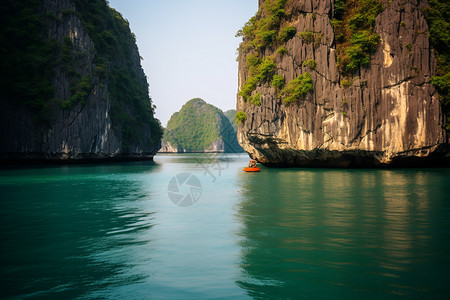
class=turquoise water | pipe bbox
[1,154,449,299]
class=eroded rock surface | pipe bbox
[237,0,449,167]
[0,0,161,163]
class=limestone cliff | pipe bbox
[0,0,162,163]
[236,0,449,167]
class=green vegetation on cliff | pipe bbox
[331,0,383,74]
[423,0,450,131]
[73,0,162,149]
[302,59,317,69]
[0,0,58,123]
[330,0,448,129]
[235,111,247,125]
[237,0,383,105]
[271,74,285,89]
[0,0,162,151]
[281,73,314,104]
[236,0,285,104]
[239,56,277,102]
[236,0,288,51]
[252,92,262,106]
[238,0,313,105]
[163,98,241,152]
[298,31,323,48]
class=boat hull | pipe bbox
[243,167,260,172]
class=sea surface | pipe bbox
[1,153,449,299]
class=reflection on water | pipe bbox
[0,163,158,299]
[235,168,450,299]
[1,157,449,299]
[0,155,250,299]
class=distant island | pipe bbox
[160,98,244,153]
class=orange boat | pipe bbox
[244,159,260,172]
[244,167,260,172]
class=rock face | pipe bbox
[0,0,162,163]
[160,98,244,153]
[237,0,449,167]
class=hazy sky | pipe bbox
[107,0,258,126]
